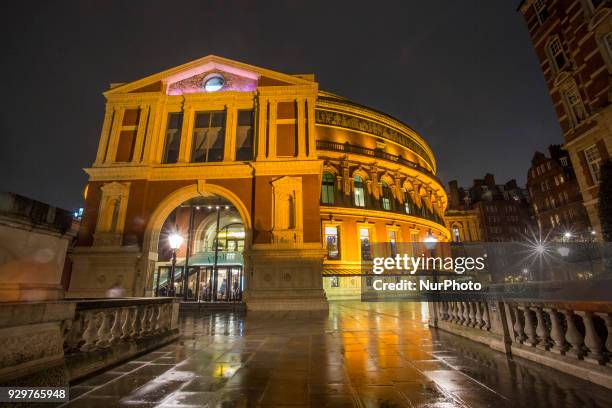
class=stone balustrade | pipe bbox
[431,299,612,389]
[0,297,180,387]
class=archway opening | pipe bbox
[152,195,245,302]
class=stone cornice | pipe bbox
[315,97,435,171]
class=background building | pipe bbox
[518,0,612,235]
[448,174,532,242]
[526,144,591,239]
[67,55,450,308]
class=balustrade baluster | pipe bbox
[596,312,612,366]
[142,306,151,336]
[513,305,526,344]
[578,311,606,364]
[462,302,470,326]
[534,307,551,350]
[131,307,143,338]
[449,302,456,323]
[523,307,538,347]
[545,308,568,354]
[468,302,476,327]
[109,308,123,344]
[152,304,161,333]
[475,302,483,329]
[563,310,585,359]
[121,307,134,340]
[482,302,490,331]
[80,311,99,351]
[96,311,112,348]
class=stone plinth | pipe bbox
[244,244,328,311]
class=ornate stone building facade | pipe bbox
[518,0,612,236]
[526,144,591,238]
[67,56,449,308]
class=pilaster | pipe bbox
[132,105,150,163]
[256,98,268,160]
[297,98,306,159]
[224,104,238,161]
[268,100,278,158]
[178,106,195,163]
[104,107,125,164]
[94,105,115,165]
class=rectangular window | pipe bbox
[162,113,183,164]
[388,230,397,258]
[549,37,567,70]
[584,144,603,182]
[560,157,568,166]
[324,226,340,260]
[330,276,339,288]
[236,110,254,161]
[359,228,372,261]
[565,87,586,123]
[534,0,550,24]
[192,111,226,163]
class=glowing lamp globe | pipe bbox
[168,233,184,250]
[424,233,438,250]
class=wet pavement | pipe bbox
[59,301,612,407]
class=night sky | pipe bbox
[0,1,562,211]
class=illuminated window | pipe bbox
[359,228,372,260]
[236,110,254,161]
[354,176,365,207]
[203,74,224,92]
[534,0,550,24]
[452,226,461,243]
[192,111,226,162]
[584,144,603,182]
[381,182,392,210]
[404,192,413,214]
[548,37,567,71]
[321,173,335,204]
[560,157,568,166]
[330,276,339,287]
[324,226,340,260]
[162,113,183,163]
[388,230,397,257]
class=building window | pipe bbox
[534,0,550,24]
[192,111,226,162]
[548,37,567,71]
[584,144,603,182]
[388,230,397,257]
[330,276,339,288]
[354,176,365,207]
[324,226,340,260]
[564,87,587,124]
[381,182,392,210]
[560,157,569,166]
[404,192,413,214]
[321,172,335,204]
[452,227,461,243]
[162,113,183,164]
[359,228,372,261]
[236,110,254,161]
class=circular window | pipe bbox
[203,74,224,92]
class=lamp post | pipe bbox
[423,230,439,325]
[168,233,184,297]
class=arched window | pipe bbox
[354,176,365,207]
[321,172,335,204]
[381,182,392,210]
[452,226,461,243]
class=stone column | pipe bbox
[297,98,306,159]
[178,105,195,163]
[224,103,238,161]
[104,107,125,164]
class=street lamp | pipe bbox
[424,231,438,250]
[168,233,184,297]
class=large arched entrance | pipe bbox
[140,183,251,301]
[152,195,245,301]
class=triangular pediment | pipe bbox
[104,55,315,96]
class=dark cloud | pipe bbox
[0,0,561,210]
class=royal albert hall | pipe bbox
[68,55,450,310]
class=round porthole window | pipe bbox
[203,74,224,92]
